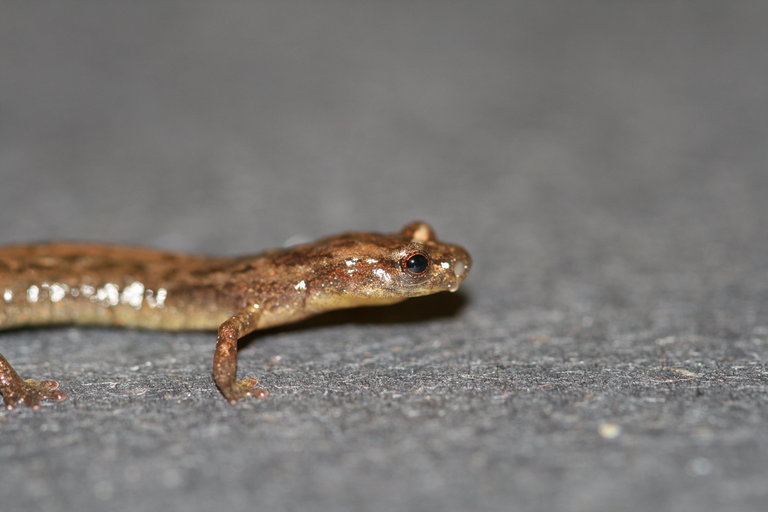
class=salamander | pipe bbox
[0,221,471,409]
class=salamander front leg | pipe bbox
[0,353,67,409]
[213,306,268,404]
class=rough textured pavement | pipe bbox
[1,3,767,512]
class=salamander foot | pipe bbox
[2,378,67,410]
[222,377,269,404]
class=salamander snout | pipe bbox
[444,246,471,292]
[418,242,471,294]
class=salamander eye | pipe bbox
[402,252,430,276]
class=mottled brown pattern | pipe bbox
[0,222,471,408]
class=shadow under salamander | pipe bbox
[238,290,470,349]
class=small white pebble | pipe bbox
[686,457,713,476]
[598,422,622,439]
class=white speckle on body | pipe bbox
[155,288,167,307]
[49,283,68,303]
[3,289,12,303]
[373,268,391,283]
[294,280,306,290]
[146,288,168,308]
[121,281,145,309]
[97,283,120,306]
[27,285,39,303]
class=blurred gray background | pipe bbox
[2,2,767,512]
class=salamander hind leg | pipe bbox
[0,353,67,409]
[213,307,269,404]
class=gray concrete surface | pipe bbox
[1,2,767,511]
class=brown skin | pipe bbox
[0,222,471,409]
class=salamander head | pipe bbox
[302,221,471,309]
